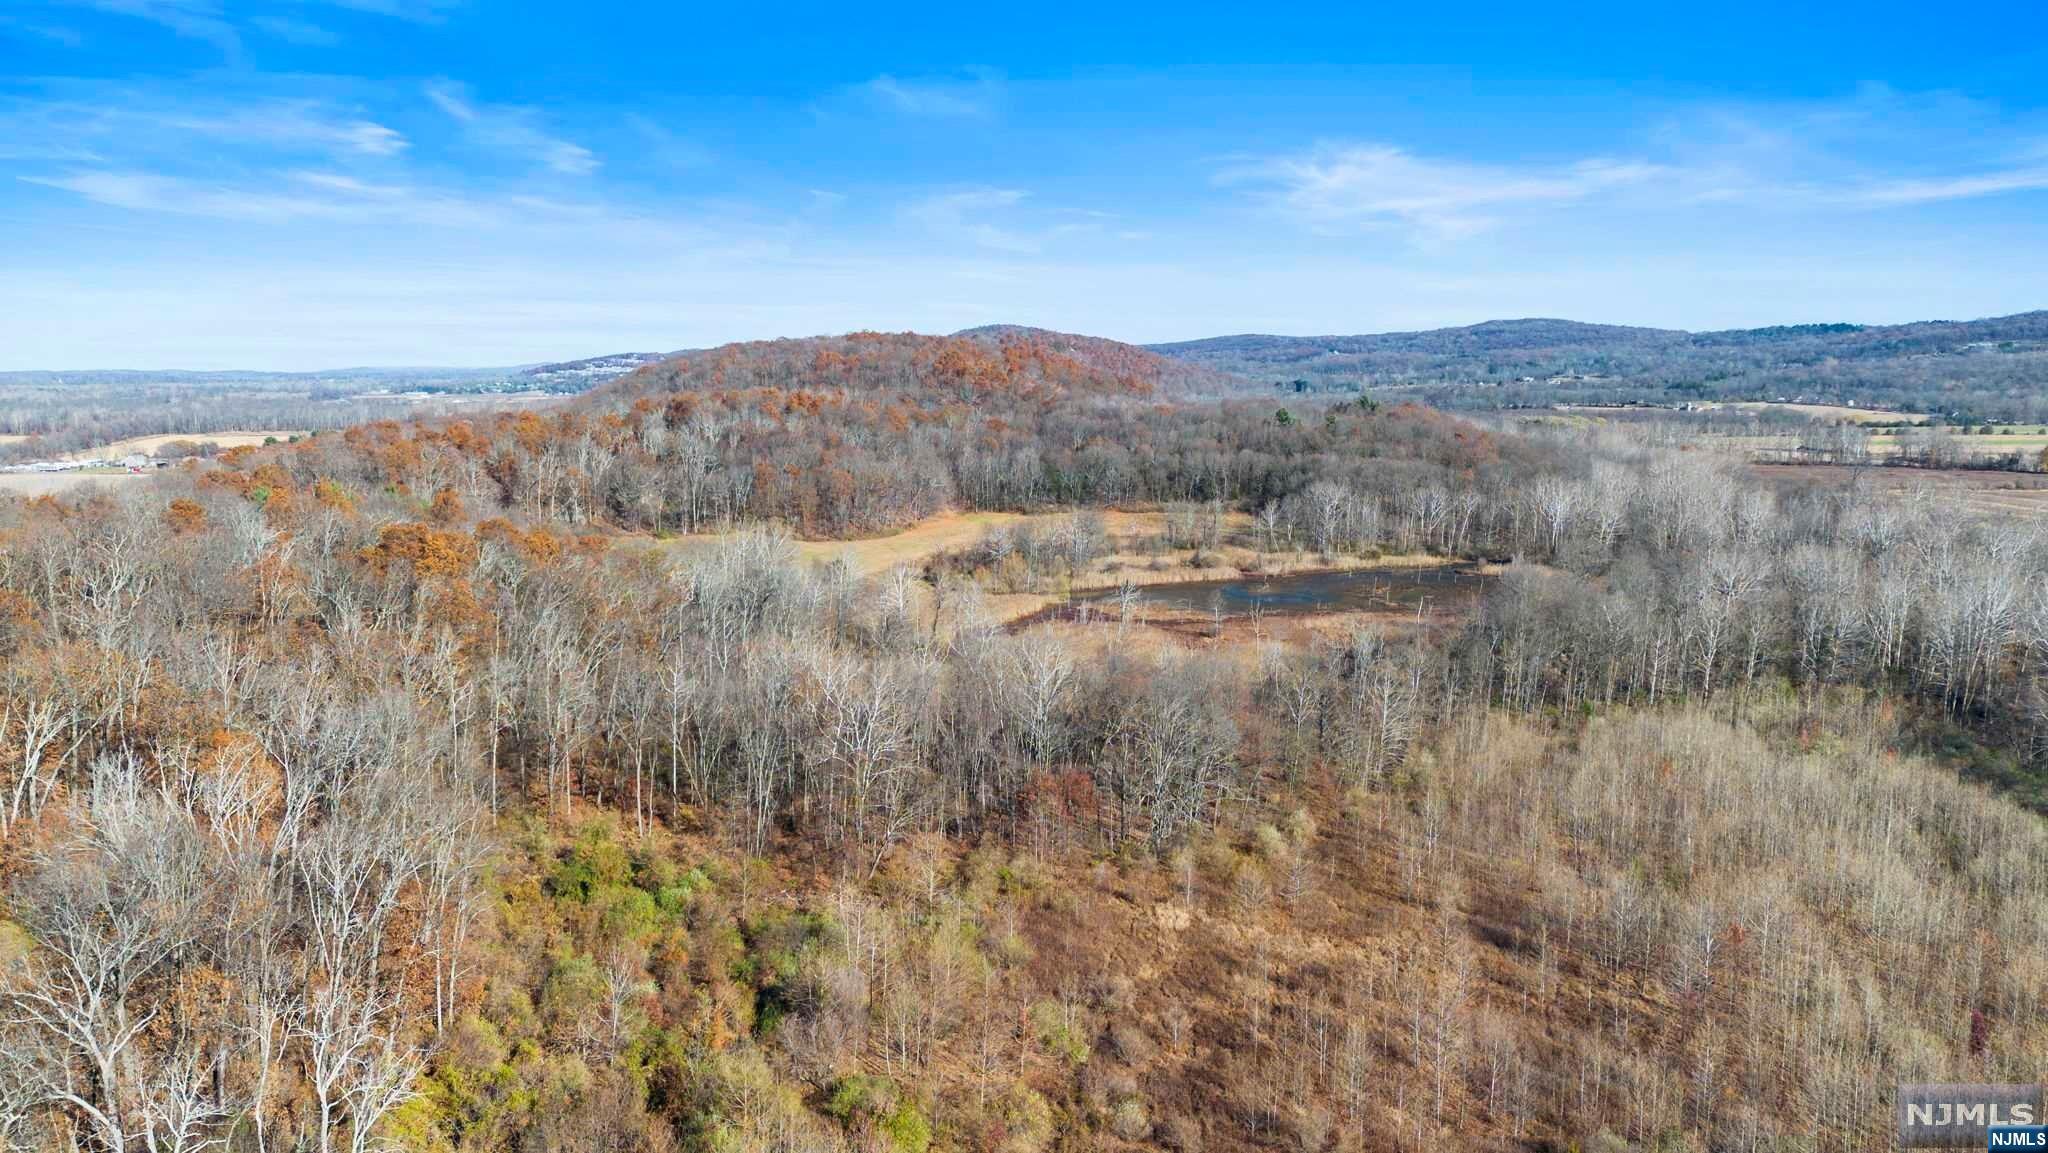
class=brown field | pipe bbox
[65,429,306,460]
[1750,462,2048,518]
[663,508,1471,627]
[1718,401,1927,424]
[1868,430,2048,453]
[802,510,1049,574]
[665,510,1052,576]
[0,470,158,496]
[669,509,1425,581]
[1725,428,2048,466]
[1020,594,1474,664]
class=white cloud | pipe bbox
[0,16,85,45]
[47,0,446,55]
[19,158,761,253]
[1649,88,2048,210]
[426,80,598,175]
[1222,144,1665,239]
[312,0,458,20]
[1843,168,2048,206]
[858,71,1000,118]
[1228,94,2048,243]
[66,0,238,53]
[902,187,1041,252]
[22,167,504,226]
[25,169,352,220]
[252,16,339,46]
[2,88,409,163]
[624,113,713,170]
[164,103,409,156]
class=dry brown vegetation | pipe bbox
[60,430,308,461]
[1,331,2044,1153]
[1751,462,2048,519]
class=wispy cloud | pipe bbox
[163,102,408,156]
[1222,144,1664,239]
[45,0,447,55]
[313,0,458,19]
[1649,87,2048,210]
[426,80,598,175]
[65,0,238,54]
[897,186,1112,254]
[21,168,498,226]
[902,187,1040,252]
[252,16,340,46]
[1230,91,2048,242]
[624,113,713,170]
[2,88,408,163]
[858,70,1000,118]
[0,15,85,46]
[1825,168,2048,206]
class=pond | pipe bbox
[1066,562,1492,619]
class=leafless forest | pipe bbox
[1,329,2044,1153]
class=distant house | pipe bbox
[120,454,149,470]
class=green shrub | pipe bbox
[549,824,633,903]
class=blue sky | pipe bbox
[5,1,2048,368]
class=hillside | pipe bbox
[952,325,1250,396]
[1151,310,2048,420]
[0,354,663,397]
[1,324,2046,1153]
[609,328,1242,405]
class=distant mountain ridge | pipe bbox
[13,308,2048,419]
[1149,311,2048,363]
[1146,310,2048,421]
[0,352,678,395]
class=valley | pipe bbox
[2,325,2042,1153]
[7,6,2044,1149]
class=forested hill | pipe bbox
[6,316,2048,1153]
[1150,310,2048,420]
[605,327,1247,404]
[583,327,1528,537]
[950,325,1249,396]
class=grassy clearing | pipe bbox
[662,508,1475,626]
[62,429,307,461]
[1725,429,2048,466]
[1719,401,1928,424]
[1867,431,2048,450]
[666,510,1045,576]
[0,470,157,496]
[1750,462,2048,519]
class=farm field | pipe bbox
[1869,429,2048,452]
[1724,426,2048,465]
[1750,461,2048,518]
[62,429,306,460]
[1717,401,1928,424]
[0,469,157,496]
[663,508,1455,623]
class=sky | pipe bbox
[4,1,2048,369]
